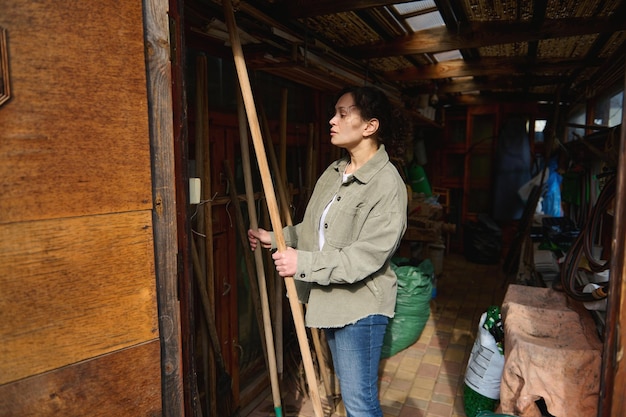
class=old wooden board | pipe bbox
[0,211,159,384]
[0,340,162,417]
[0,1,152,224]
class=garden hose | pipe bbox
[560,174,615,302]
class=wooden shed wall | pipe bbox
[0,1,173,415]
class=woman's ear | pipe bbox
[363,118,380,138]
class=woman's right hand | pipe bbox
[248,228,271,251]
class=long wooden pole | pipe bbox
[258,101,285,376]
[236,92,283,417]
[260,95,335,411]
[191,238,234,417]
[194,55,217,417]
[223,160,269,366]
[221,2,324,417]
[279,88,288,194]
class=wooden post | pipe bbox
[221,1,324,416]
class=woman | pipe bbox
[248,86,407,417]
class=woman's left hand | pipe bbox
[272,247,298,277]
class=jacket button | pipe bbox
[324,223,328,229]
[300,273,306,278]
[337,196,341,201]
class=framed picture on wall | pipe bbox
[0,27,10,107]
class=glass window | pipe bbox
[593,86,623,128]
[566,104,586,142]
[534,119,546,143]
[404,11,444,31]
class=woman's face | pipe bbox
[329,93,368,149]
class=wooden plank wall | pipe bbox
[0,1,178,415]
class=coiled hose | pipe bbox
[560,174,615,302]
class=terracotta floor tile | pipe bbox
[416,362,440,379]
[440,360,463,377]
[395,368,420,382]
[408,387,433,401]
[434,381,457,397]
[444,345,467,363]
[398,404,426,416]
[427,400,454,417]
[423,351,444,366]
[411,377,436,391]
[404,396,429,410]
[398,356,422,371]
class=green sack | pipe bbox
[381,259,433,358]
[464,384,498,417]
[475,410,519,417]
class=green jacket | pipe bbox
[272,145,408,328]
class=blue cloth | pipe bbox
[493,116,531,220]
[543,158,563,217]
[324,314,389,417]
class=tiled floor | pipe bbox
[248,253,508,417]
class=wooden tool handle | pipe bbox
[222,1,324,416]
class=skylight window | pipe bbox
[405,11,444,31]
[393,1,461,63]
[433,50,463,62]
[393,1,443,31]
[392,0,463,62]
[393,0,437,15]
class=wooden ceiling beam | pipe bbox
[403,75,565,95]
[527,0,549,60]
[348,17,626,58]
[440,75,565,94]
[280,0,415,18]
[434,0,467,26]
[386,57,602,81]
[445,91,566,107]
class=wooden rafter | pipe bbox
[348,17,626,58]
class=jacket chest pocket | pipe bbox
[323,201,364,248]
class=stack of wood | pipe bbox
[404,193,455,243]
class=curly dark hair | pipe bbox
[333,86,394,144]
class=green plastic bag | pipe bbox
[464,384,498,417]
[381,259,433,358]
[475,410,519,417]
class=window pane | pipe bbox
[609,90,623,127]
[593,87,624,128]
[567,105,585,141]
[534,119,546,143]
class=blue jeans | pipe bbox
[324,315,388,417]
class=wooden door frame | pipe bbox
[143,1,185,416]
[599,59,626,417]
